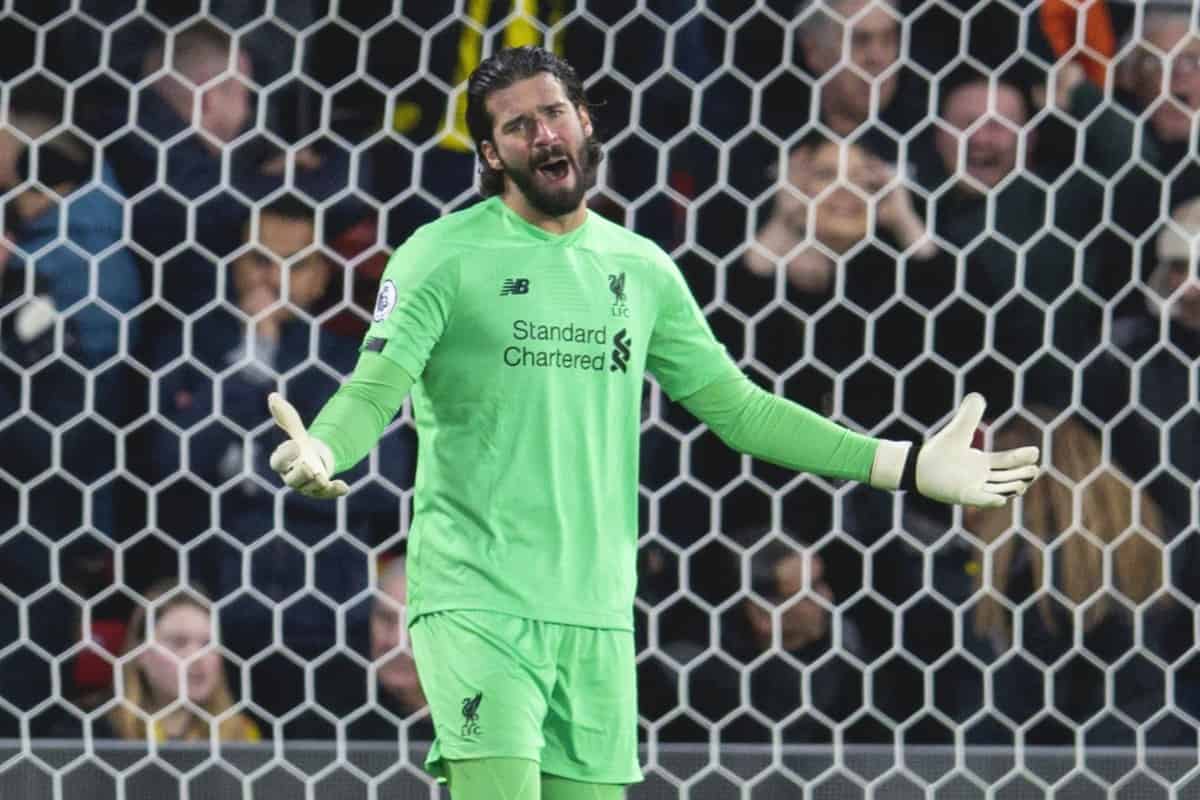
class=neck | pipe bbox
[500,188,587,235]
[821,94,867,136]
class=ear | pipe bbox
[480,140,503,172]
[579,106,593,138]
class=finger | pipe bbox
[304,479,349,500]
[988,446,1041,470]
[313,480,350,500]
[984,480,1033,496]
[986,465,1040,483]
[269,441,299,473]
[297,475,331,495]
[960,488,1007,508]
[938,393,986,447]
[268,392,309,443]
[284,459,315,489]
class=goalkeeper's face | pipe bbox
[483,73,599,219]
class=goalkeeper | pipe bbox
[268,46,1040,800]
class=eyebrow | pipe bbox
[500,102,567,132]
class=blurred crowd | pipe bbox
[0,0,1197,753]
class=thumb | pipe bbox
[934,393,986,449]
[268,392,309,443]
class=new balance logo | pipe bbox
[461,691,483,738]
[500,278,530,295]
[611,329,630,373]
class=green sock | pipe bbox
[446,758,541,800]
[541,774,625,800]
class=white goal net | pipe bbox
[1,0,1199,798]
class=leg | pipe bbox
[446,758,540,800]
[541,774,625,800]
[409,611,556,783]
[541,626,642,786]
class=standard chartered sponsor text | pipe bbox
[512,319,607,344]
[505,319,608,370]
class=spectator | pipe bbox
[110,579,262,742]
[660,529,882,744]
[1086,196,1200,531]
[778,0,926,164]
[98,20,357,327]
[1067,5,1200,316]
[0,114,142,735]
[732,131,940,437]
[54,579,261,742]
[961,409,1199,746]
[346,556,433,741]
[151,195,403,734]
[744,131,933,293]
[703,0,930,264]
[0,113,142,371]
[916,68,1104,412]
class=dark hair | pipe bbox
[731,525,808,602]
[465,46,602,197]
[259,193,316,226]
[16,132,93,189]
[937,65,1035,123]
[146,20,237,77]
[790,128,837,156]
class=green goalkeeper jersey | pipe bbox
[362,197,740,630]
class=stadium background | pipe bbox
[1,0,1199,797]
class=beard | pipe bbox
[501,137,600,218]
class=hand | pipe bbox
[870,393,1041,507]
[869,160,930,253]
[267,392,349,499]
[916,394,1040,507]
[1032,60,1086,110]
[766,152,810,231]
[240,286,290,341]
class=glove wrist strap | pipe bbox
[900,443,922,492]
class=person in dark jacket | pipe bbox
[1064,5,1200,318]
[0,115,143,736]
[100,20,360,327]
[345,555,434,742]
[663,529,882,745]
[913,68,1104,413]
[1085,196,1200,533]
[151,195,405,735]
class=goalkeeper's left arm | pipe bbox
[267,351,415,498]
[680,373,1040,508]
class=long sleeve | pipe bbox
[307,350,415,474]
[679,372,880,483]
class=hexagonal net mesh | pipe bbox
[0,0,1198,798]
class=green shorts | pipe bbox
[409,609,642,785]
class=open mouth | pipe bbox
[537,157,570,181]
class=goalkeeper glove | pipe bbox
[870,393,1040,508]
[267,392,349,499]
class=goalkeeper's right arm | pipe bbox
[268,351,415,498]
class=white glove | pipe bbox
[871,393,1040,508]
[267,392,349,499]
